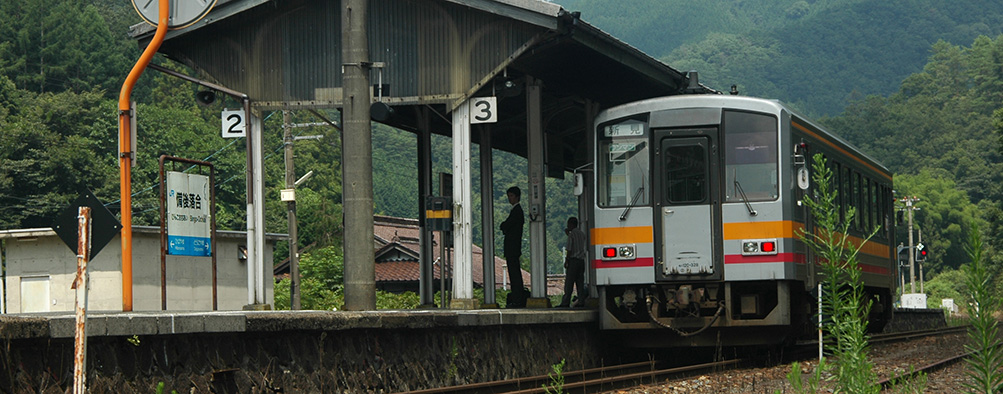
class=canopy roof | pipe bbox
[132,0,715,171]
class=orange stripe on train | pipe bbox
[591,226,653,245]
[724,220,890,259]
[723,221,804,240]
[593,222,891,259]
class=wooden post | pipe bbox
[72,206,92,394]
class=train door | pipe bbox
[654,128,722,280]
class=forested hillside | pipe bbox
[819,36,1003,278]
[556,0,863,60]
[558,0,1003,115]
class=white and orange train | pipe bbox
[591,95,895,347]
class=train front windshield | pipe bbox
[598,119,649,208]
[723,111,779,202]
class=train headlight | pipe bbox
[600,244,636,261]
[741,239,778,256]
[619,246,634,258]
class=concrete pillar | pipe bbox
[450,100,477,309]
[583,99,599,298]
[480,125,496,306]
[417,109,435,306]
[246,112,267,307]
[342,0,375,310]
[526,77,548,307]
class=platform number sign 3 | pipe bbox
[221,109,246,138]
[469,97,497,124]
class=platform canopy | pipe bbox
[132,0,712,172]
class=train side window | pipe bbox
[861,177,869,231]
[866,180,874,231]
[843,167,852,224]
[834,162,843,222]
[842,168,849,226]
[883,186,892,239]
[862,175,869,231]
[855,172,863,231]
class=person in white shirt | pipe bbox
[558,216,587,307]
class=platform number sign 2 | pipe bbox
[221,109,246,138]
[469,97,497,124]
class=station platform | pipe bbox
[1,308,604,393]
[1,308,597,339]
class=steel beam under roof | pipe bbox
[130,0,713,171]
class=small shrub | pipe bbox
[542,358,566,394]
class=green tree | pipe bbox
[0,0,129,96]
[0,89,116,228]
[894,170,982,273]
[923,268,965,310]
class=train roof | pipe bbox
[596,95,892,178]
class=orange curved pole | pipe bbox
[118,0,169,312]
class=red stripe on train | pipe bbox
[593,257,655,269]
[594,255,890,276]
[725,253,806,264]
[725,253,890,275]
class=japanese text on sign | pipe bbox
[166,171,212,256]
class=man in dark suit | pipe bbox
[500,186,526,307]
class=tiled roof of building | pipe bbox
[275,215,553,294]
[373,215,530,289]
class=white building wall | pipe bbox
[2,227,277,313]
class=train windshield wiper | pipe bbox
[734,179,758,216]
[619,184,645,221]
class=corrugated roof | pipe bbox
[131,0,711,172]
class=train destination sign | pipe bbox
[604,120,645,137]
[166,171,212,256]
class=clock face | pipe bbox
[132,0,217,29]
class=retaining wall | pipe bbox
[1,310,608,393]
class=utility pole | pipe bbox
[282,112,324,310]
[900,196,920,293]
[918,228,924,294]
[342,0,375,310]
[283,111,301,310]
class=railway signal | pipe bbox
[916,243,927,261]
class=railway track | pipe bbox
[406,326,967,394]
[876,349,972,390]
[871,325,968,344]
[793,325,968,350]
[403,358,742,394]
[871,325,978,390]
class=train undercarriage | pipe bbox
[599,280,892,348]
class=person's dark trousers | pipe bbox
[506,254,524,297]
[559,257,586,307]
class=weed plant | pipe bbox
[961,223,1003,393]
[783,154,928,393]
[542,358,566,394]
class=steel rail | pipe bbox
[402,358,742,394]
[876,350,972,389]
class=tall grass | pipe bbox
[796,153,880,393]
[961,222,1003,393]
